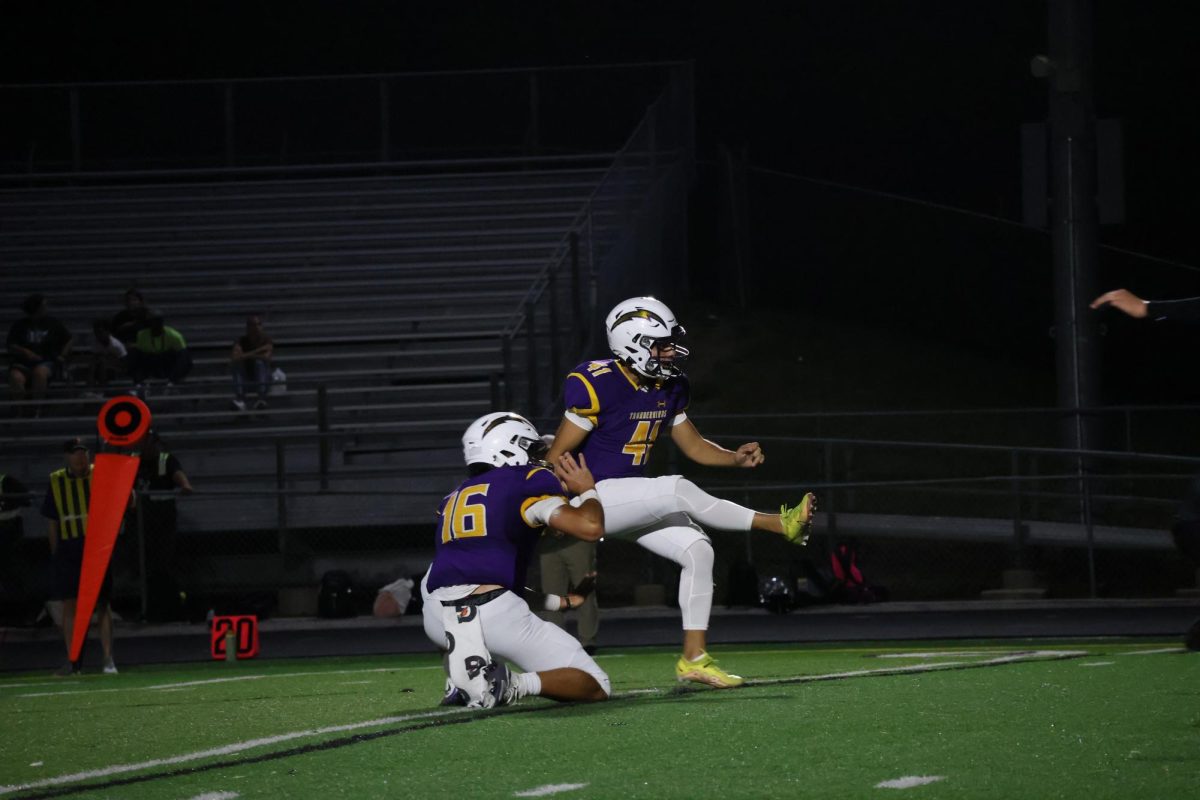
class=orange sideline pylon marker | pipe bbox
[69,396,151,663]
[69,453,139,663]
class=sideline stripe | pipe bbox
[0,708,474,797]
[742,650,1086,688]
[876,776,945,789]
[16,666,438,699]
[0,650,1086,799]
[184,793,239,800]
[1120,647,1185,656]
[514,784,589,797]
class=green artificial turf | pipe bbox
[1,642,1196,799]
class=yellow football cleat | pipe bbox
[675,652,745,688]
[780,493,816,545]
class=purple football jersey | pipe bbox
[562,359,690,481]
[426,464,565,591]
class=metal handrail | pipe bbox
[0,60,692,91]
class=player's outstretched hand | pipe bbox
[555,452,596,496]
[735,442,765,468]
[1090,288,1148,318]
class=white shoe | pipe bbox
[102,658,118,675]
[231,398,247,412]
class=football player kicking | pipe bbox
[421,412,610,708]
[545,296,816,689]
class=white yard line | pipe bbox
[514,783,589,797]
[744,651,1087,687]
[875,651,998,659]
[0,707,473,796]
[0,681,88,691]
[1119,647,1185,656]
[876,775,946,789]
[183,792,239,800]
[16,666,438,699]
[1079,661,1115,667]
[0,650,1087,797]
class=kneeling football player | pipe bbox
[421,412,610,707]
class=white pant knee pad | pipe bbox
[568,651,612,697]
[678,537,715,631]
[674,478,756,532]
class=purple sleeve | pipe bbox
[674,376,691,419]
[563,371,601,424]
[524,466,565,499]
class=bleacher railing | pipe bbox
[0,62,690,179]
[497,62,696,418]
[4,420,1197,622]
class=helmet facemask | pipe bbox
[642,330,689,379]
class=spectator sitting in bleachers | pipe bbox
[86,319,127,393]
[6,294,73,415]
[129,311,193,390]
[230,314,274,412]
[110,288,149,346]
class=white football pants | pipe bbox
[421,573,610,696]
[594,475,754,631]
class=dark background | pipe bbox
[3,1,1198,409]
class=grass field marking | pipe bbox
[513,783,589,797]
[875,776,946,789]
[183,792,239,800]
[15,666,439,699]
[1120,647,1185,656]
[1078,661,1115,667]
[742,650,1088,688]
[0,706,472,797]
[0,648,1089,797]
[874,651,998,659]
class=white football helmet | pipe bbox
[462,412,548,468]
[605,296,689,379]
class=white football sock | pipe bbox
[515,671,541,697]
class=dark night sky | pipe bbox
[3,1,1198,403]
[3,1,1194,260]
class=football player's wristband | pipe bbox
[578,489,599,503]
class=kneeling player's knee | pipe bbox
[570,654,611,699]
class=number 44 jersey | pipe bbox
[562,359,691,481]
[426,465,566,592]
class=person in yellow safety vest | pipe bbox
[41,438,117,676]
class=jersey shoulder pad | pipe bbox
[523,465,564,496]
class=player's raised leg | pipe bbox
[670,477,816,544]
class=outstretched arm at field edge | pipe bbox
[548,453,603,541]
[671,418,764,468]
[1092,289,1200,323]
[1091,289,1148,318]
[546,416,590,462]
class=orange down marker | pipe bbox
[70,396,151,663]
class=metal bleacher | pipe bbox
[0,63,697,544]
[0,164,611,528]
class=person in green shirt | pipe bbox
[129,312,193,387]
